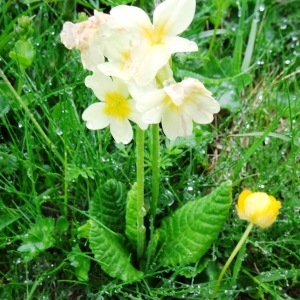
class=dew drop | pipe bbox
[259,4,265,11]
[264,136,270,144]
[65,87,73,94]
[56,128,63,136]
[280,24,287,30]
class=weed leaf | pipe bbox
[68,245,90,282]
[17,217,56,262]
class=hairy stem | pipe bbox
[150,124,160,218]
[136,127,146,260]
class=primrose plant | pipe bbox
[60,0,232,282]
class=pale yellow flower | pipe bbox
[130,77,220,140]
[106,0,198,85]
[82,71,147,144]
[236,190,281,228]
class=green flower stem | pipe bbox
[136,126,146,260]
[211,222,254,300]
[0,68,64,165]
[145,124,160,270]
[150,124,160,218]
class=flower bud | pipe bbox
[236,190,281,228]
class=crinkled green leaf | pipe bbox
[89,179,126,233]
[156,181,232,267]
[17,217,55,262]
[89,221,143,282]
[88,179,142,281]
[68,245,90,282]
[125,182,146,248]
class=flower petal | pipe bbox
[162,109,192,140]
[237,191,281,228]
[184,98,220,124]
[81,40,105,71]
[154,0,196,36]
[110,118,133,144]
[128,109,148,130]
[130,86,165,123]
[167,36,198,53]
[130,43,171,85]
[82,103,110,130]
[85,72,114,100]
[110,5,152,37]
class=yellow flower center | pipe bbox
[143,25,166,45]
[103,91,131,119]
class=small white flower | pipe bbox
[130,78,220,140]
[82,72,147,144]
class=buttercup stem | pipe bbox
[150,124,160,218]
[211,222,254,300]
[136,126,146,260]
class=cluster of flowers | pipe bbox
[60,0,220,144]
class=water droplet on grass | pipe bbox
[22,84,31,93]
[65,87,73,94]
[56,128,63,135]
[264,137,270,145]
[280,24,287,30]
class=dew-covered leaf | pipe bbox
[17,217,56,262]
[156,181,232,267]
[68,245,90,282]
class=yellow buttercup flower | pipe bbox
[236,190,281,228]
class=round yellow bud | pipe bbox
[236,190,281,228]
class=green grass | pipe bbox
[1,0,299,299]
